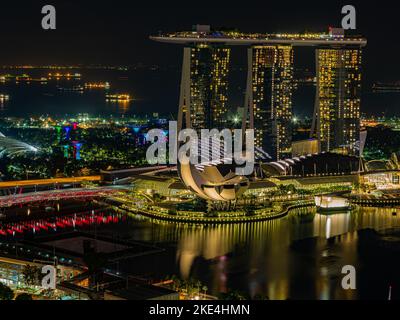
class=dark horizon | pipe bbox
[0,1,399,82]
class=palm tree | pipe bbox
[202,285,208,296]
[170,275,177,290]
[195,280,202,295]
[174,278,182,292]
[187,278,196,297]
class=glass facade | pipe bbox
[314,48,362,155]
[190,45,230,130]
[251,46,274,153]
[185,41,361,161]
[271,46,294,160]
[251,45,294,160]
[0,261,24,287]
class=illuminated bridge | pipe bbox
[0,187,120,207]
[0,176,101,189]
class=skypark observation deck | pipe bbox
[150,31,367,47]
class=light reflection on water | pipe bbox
[137,207,400,299]
[4,203,399,299]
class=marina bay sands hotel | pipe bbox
[150,26,367,160]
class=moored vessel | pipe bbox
[314,194,351,213]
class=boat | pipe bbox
[314,194,351,213]
[105,93,132,102]
[48,72,81,79]
[84,82,110,89]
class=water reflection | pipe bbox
[106,100,132,114]
[151,207,400,299]
[3,203,399,299]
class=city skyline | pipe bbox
[1,1,400,304]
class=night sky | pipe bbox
[0,0,399,84]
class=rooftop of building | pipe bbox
[262,152,361,177]
[150,26,367,47]
[59,271,178,300]
[21,231,163,264]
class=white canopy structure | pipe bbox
[0,132,38,157]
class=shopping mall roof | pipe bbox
[262,152,360,177]
[0,133,38,158]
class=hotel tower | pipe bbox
[151,26,366,160]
